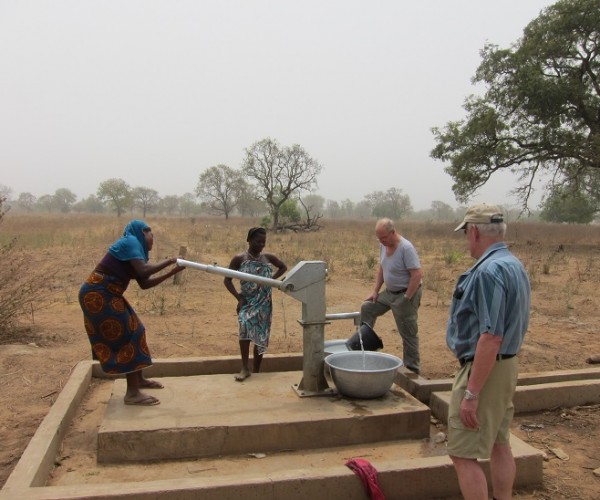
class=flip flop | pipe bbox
[124,395,160,406]
[139,379,164,389]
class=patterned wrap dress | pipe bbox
[79,272,152,374]
[238,259,273,355]
[78,220,153,374]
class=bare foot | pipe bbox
[139,378,164,389]
[124,394,160,406]
[234,369,251,382]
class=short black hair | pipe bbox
[246,227,267,242]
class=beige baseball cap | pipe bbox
[454,204,504,232]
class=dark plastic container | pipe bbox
[346,322,384,351]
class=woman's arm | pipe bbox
[265,253,287,280]
[224,254,244,312]
[130,258,184,289]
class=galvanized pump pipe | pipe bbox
[176,259,285,290]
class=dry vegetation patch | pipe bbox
[1,214,599,496]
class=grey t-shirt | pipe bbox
[380,237,421,290]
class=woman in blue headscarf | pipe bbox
[79,220,184,406]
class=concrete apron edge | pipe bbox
[2,354,570,498]
[0,443,541,500]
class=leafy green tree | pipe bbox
[340,199,355,218]
[430,200,455,221]
[195,165,245,220]
[278,199,301,224]
[53,188,77,213]
[36,194,55,212]
[431,0,600,208]
[325,200,341,218]
[243,138,322,229]
[354,200,373,218]
[540,185,596,223]
[73,194,106,214]
[97,178,131,217]
[132,186,160,217]
[179,192,202,216]
[159,195,180,216]
[365,188,412,219]
[16,192,36,212]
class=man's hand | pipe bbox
[459,398,479,429]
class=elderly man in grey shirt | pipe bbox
[360,218,424,374]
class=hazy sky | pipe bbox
[0,0,556,210]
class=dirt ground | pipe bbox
[1,241,600,498]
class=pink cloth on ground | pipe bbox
[345,458,385,500]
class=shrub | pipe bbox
[0,196,54,341]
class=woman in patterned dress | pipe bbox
[224,227,287,381]
[79,220,184,405]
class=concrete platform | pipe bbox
[10,355,592,499]
[98,371,431,463]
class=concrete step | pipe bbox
[98,370,431,463]
[430,377,600,423]
[43,433,542,500]
[395,366,600,405]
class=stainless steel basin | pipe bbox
[324,351,403,399]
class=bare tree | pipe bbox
[297,195,323,231]
[243,138,322,229]
[132,186,160,217]
[195,165,245,219]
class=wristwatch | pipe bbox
[464,389,479,401]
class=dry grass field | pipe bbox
[1,214,599,498]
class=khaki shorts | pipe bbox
[447,356,518,459]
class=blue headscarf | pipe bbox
[108,220,150,262]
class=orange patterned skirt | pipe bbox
[78,271,152,374]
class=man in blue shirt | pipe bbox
[446,204,531,500]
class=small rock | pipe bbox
[430,416,439,425]
[433,432,446,444]
[549,447,569,461]
[248,452,266,459]
[520,423,544,430]
[593,467,600,477]
[542,453,549,461]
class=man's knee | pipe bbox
[450,454,478,472]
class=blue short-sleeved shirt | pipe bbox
[446,242,531,360]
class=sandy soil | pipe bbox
[1,242,600,498]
